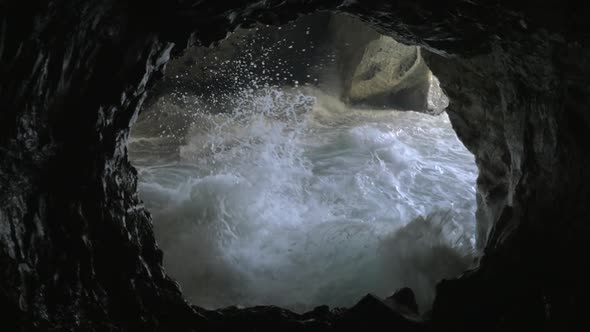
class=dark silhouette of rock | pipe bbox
[335,293,423,331]
[387,287,420,315]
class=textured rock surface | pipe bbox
[1,0,590,331]
[425,30,590,331]
[328,14,433,111]
[0,2,201,330]
[345,39,431,111]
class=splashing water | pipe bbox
[129,87,478,313]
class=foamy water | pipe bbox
[129,87,478,313]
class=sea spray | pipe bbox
[129,86,478,312]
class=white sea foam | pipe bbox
[130,87,478,312]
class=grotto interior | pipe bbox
[129,11,477,314]
[1,1,590,331]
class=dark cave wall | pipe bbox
[425,31,590,330]
[1,0,590,331]
[0,1,201,330]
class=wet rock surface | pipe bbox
[1,0,590,331]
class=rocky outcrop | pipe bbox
[1,0,590,331]
[345,40,431,111]
[328,14,435,112]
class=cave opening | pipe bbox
[4,1,589,330]
[129,12,479,313]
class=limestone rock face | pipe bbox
[327,13,442,113]
[1,0,590,331]
[345,39,431,111]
